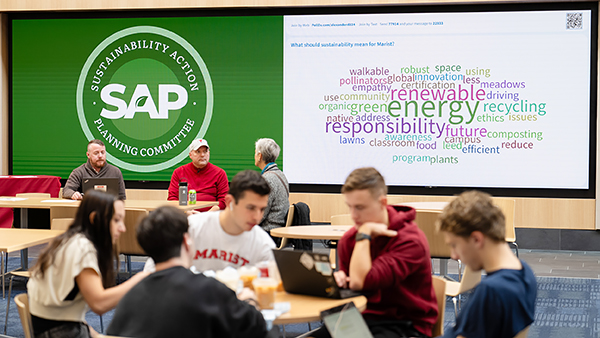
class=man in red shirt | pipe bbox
[167,139,228,211]
[314,167,438,338]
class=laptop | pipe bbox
[82,178,120,197]
[273,249,362,299]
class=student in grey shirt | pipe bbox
[63,139,126,200]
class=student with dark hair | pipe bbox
[144,170,276,272]
[436,191,536,338]
[27,190,147,338]
[107,206,273,338]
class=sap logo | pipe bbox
[100,84,187,119]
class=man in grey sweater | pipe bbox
[63,139,126,200]
[254,138,289,243]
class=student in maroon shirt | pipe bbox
[313,167,438,338]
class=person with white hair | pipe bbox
[254,138,290,243]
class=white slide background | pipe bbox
[283,10,592,189]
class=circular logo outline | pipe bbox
[76,25,213,173]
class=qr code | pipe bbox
[566,13,583,30]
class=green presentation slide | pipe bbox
[12,16,283,181]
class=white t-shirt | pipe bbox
[144,211,275,272]
[28,234,100,322]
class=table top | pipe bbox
[270,225,353,240]
[123,199,217,211]
[397,201,449,211]
[0,197,217,212]
[273,292,367,325]
[0,228,65,253]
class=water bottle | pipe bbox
[179,180,188,206]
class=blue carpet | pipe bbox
[2,257,598,337]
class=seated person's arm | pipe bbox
[117,172,126,200]
[348,222,397,290]
[334,269,350,288]
[237,288,259,309]
[167,171,180,201]
[259,194,274,225]
[213,171,229,211]
[76,268,149,315]
[63,171,82,200]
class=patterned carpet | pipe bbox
[2,258,599,338]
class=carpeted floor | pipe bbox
[2,257,598,338]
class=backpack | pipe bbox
[289,202,313,251]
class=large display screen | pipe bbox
[284,10,595,190]
[10,4,597,195]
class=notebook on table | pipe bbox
[273,249,362,299]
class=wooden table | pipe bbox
[0,197,217,213]
[0,197,217,269]
[270,225,353,241]
[397,201,449,211]
[273,292,367,325]
[270,226,352,270]
[0,175,61,229]
[0,229,64,298]
[123,199,217,211]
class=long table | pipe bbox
[0,175,61,229]
[273,292,367,325]
[0,197,218,269]
[0,229,65,298]
[0,197,217,212]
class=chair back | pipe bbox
[494,199,516,242]
[277,204,295,250]
[14,293,33,338]
[514,325,530,338]
[457,265,482,294]
[431,276,447,337]
[330,214,353,226]
[15,193,51,198]
[50,206,77,223]
[118,209,149,255]
[51,218,74,231]
[414,210,450,258]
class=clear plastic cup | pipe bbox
[267,260,284,292]
[238,266,259,290]
[216,267,241,292]
[252,277,279,309]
